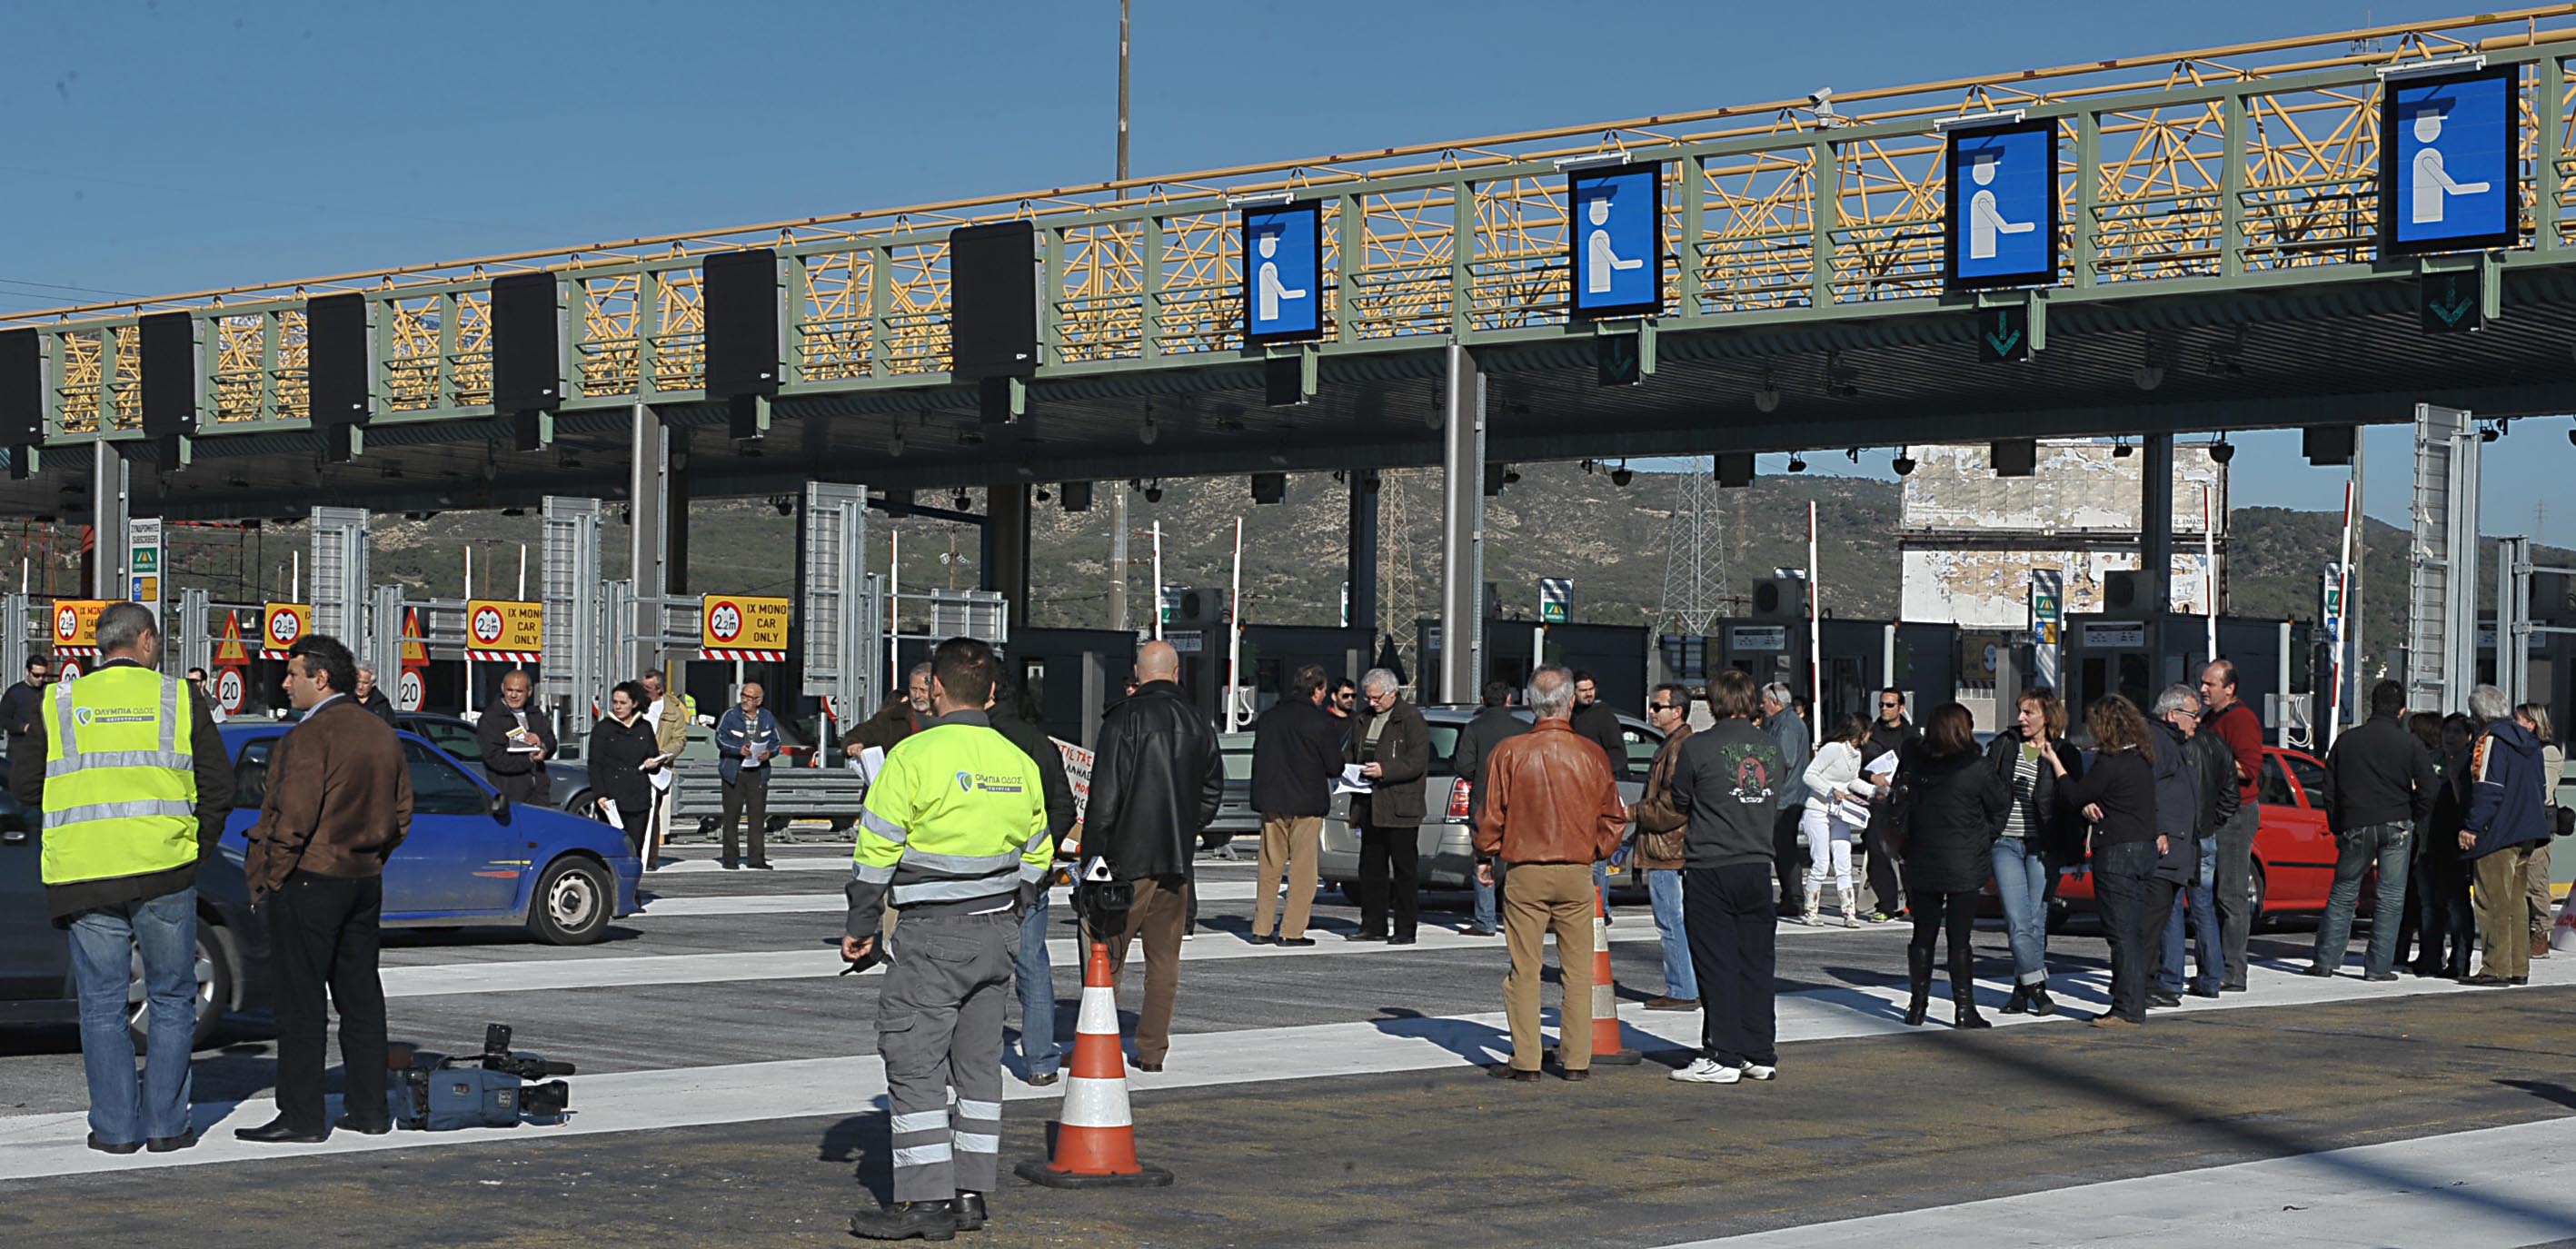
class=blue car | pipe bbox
[2,724,641,1049]
[220,724,642,946]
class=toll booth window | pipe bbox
[2260,756,2296,808]
[232,739,274,809]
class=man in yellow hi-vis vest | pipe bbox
[7,602,233,1155]
[842,638,1049,1242]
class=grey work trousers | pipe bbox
[2212,806,2258,990]
[877,909,1017,1204]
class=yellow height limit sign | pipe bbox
[700,594,789,661]
[464,600,544,663]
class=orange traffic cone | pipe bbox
[1589,887,1641,1064]
[1014,940,1174,1188]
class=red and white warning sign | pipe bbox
[463,600,542,663]
[261,603,312,660]
[214,667,245,717]
[698,593,788,661]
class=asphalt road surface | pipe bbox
[5,837,2575,1247]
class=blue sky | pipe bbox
[0,1,2561,542]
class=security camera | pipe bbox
[2209,439,2235,465]
[1808,87,1834,107]
[1610,465,1635,488]
[1892,452,1915,477]
[1786,455,1807,473]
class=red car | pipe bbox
[2006,745,2346,929]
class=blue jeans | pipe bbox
[1646,868,1695,999]
[67,888,197,1145]
[1013,889,1060,1076]
[1472,863,1500,930]
[2313,821,2413,977]
[1989,836,2051,986]
[2160,836,2224,993]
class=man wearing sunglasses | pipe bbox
[1861,689,1923,923]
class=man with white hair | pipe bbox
[1346,668,1430,944]
[1759,683,1811,917]
[1474,666,1626,1081]
[2460,684,2551,986]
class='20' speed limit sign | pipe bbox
[472,606,505,644]
[214,669,244,716]
[396,669,424,712]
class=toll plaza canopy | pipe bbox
[9,7,2576,520]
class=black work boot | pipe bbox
[1903,946,1933,1026]
[2000,985,2029,1015]
[850,1200,956,1241]
[953,1192,988,1232]
[2025,983,2057,1016]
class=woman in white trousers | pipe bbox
[1801,714,1882,927]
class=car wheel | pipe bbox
[130,921,231,1052]
[564,789,602,820]
[2247,862,2270,933]
[527,857,614,946]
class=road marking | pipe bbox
[1659,1114,2576,1247]
[637,879,1270,917]
[650,852,1266,876]
[5,957,2562,1181]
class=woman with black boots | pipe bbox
[2046,695,2162,1028]
[1899,703,2011,1028]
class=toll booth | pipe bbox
[2476,613,2572,730]
[1238,624,1370,718]
[1005,627,1140,748]
[1708,618,1959,727]
[2059,613,2310,744]
[1417,618,1649,712]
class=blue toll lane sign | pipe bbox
[1240,202,1322,345]
[2381,65,2518,256]
[1944,118,2057,291]
[1566,164,1661,319]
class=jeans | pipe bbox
[2160,835,2224,993]
[1646,868,1695,999]
[1013,888,1060,1076]
[2093,840,2158,1023]
[1472,863,1500,931]
[67,888,198,1145]
[2212,806,2258,990]
[2312,821,2412,977]
[1684,863,1776,1067]
[1989,836,2052,986]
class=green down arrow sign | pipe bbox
[1978,306,2030,363]
[2421,270,2482,334]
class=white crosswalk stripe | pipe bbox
[3,948,2561,1181]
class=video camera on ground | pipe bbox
[388,1023,576,1131]
[1073,855,1130,937]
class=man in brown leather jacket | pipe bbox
[1630,683,1696,1009]
[1473,666,1627,1082]
[238,634,414,1144]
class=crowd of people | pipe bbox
[20,609,2560,1237]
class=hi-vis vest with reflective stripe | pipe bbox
[41,665,199,887]
[854,720,1049,908]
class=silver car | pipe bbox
[1318,706,1662,897]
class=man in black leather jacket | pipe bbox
[1081,639,1222,1072]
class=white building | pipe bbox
[1899,441,2230,629]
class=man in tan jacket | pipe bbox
[1631,683,1696,1010]
[638,669,691,866]
[1474,666,1627,1082]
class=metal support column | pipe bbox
[627,402,672,677]
[541,495,604,723]
[1437,343,1485,703]
[2499,535,2532,709]
[308,506,370,649]
[801,482,874,719]
[982,484,1032,628]
[1348,471,1378,633]
[2140,432,2175,678]
[367,584,402,707]
[175,586,212,678]
[88,441,128,600]
[0,592,26,680]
